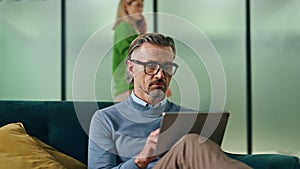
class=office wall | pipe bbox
[0,0,60,100]
[252,0,300,156]
[158,0,247,153]
[66,0,153,101]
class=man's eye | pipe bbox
[147,64,157,69]
[164,64,172,70]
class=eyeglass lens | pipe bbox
[145,62,175,76]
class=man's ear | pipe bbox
[127,60,134,76]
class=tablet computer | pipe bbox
[155,112,230,155]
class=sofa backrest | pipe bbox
[0,101,114,164]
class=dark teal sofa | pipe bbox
[0,101,299,168]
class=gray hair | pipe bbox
[125,33,176,84]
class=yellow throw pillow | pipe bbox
[32,137,86,169]
[0,122,86,169]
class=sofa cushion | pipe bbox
[33,137,86,169]
[227,153,300,169]
[0,122,66,169]
[0,101,48,143]
[46,101,114,164]
[0,122,86,169]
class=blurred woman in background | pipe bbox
[112,0,172,102]
[112,0,147,102]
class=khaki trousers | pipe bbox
[153,134,252,169]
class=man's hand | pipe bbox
[134,129,160,168]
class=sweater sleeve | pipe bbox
[88,110,140,169]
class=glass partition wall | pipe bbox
[0,0,61,100]
[252,0,300,157]
[66,0,153,101]
[1,0,299,156]
[158,0,247,153]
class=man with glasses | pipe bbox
[88,33,252,169]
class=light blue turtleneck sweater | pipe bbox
[88,96,184,169]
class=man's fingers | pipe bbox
[148,136,158,144]
[148,129,160,145]
[150,128,160,136]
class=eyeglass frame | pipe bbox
[129,59,179,76]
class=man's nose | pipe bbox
[154,69,165,79]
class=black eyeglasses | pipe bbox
[130,59,179,76]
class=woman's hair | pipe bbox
[113,0,140,29]
[125,33,176,84]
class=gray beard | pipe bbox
[148,89,165,105]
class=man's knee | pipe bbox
[180,133,214,144]
[175,133,222,153]
[182,133,200,139]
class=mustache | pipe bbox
[149,79,167,87]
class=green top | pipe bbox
[112,22,138,96]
